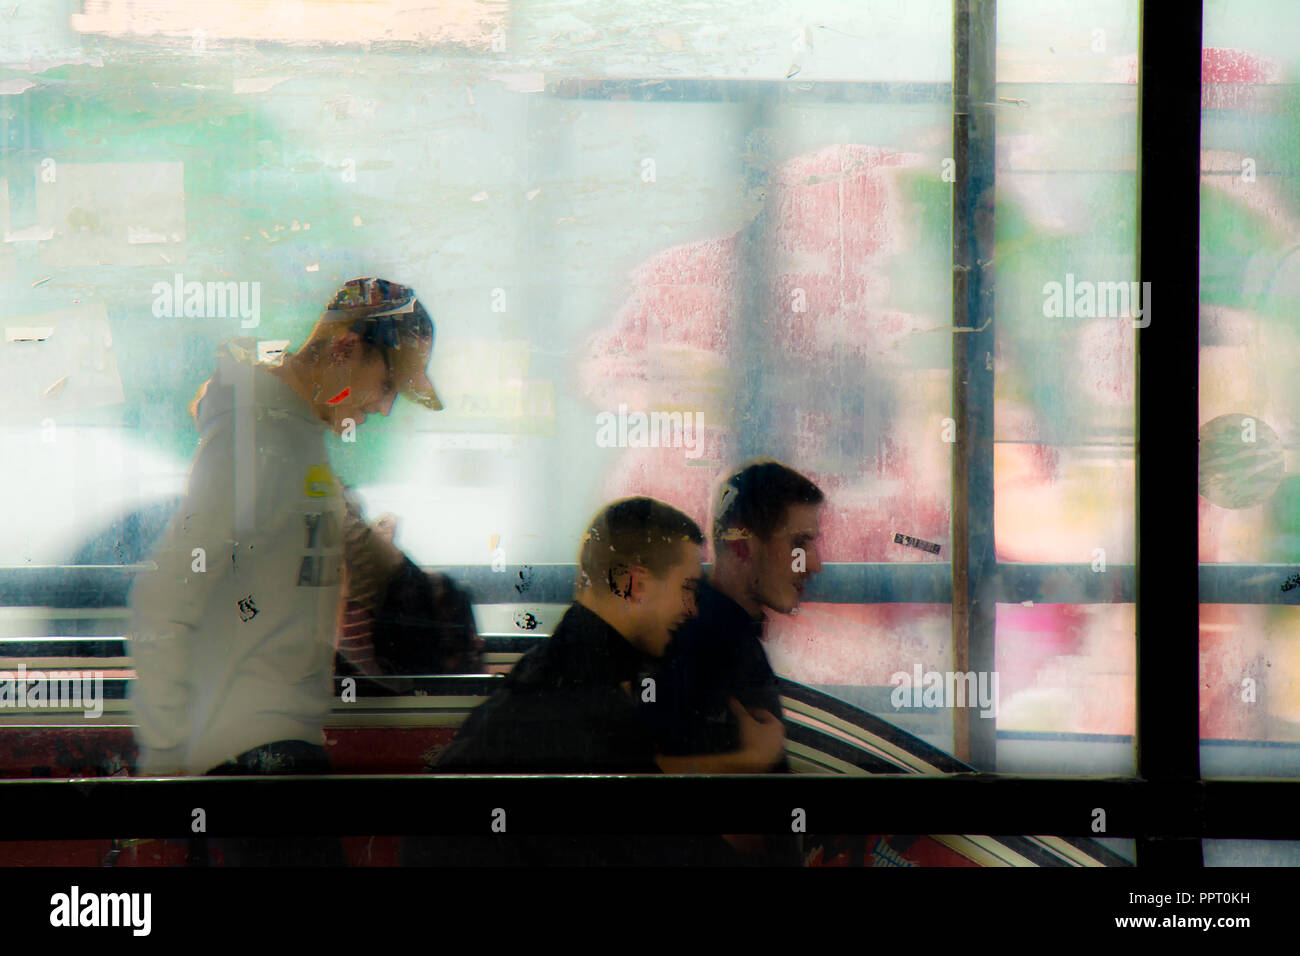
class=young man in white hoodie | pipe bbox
[129,278,442,786]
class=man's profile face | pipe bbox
[324,338,398,434]
[751,502,824,614]
[637,540,704,657]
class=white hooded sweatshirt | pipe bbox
[129,340,345,775]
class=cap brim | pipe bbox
[402,374,444,410]
[397,363,443,411]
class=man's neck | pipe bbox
[575,592,644,652]
[709,563,764,620]
[270,353,330,426]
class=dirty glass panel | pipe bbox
[1203,839,1300,867]
[989,1,1138,778]
[994,1,1138,566]
[1200,0,1300,778]
[765,603,953,752]
[1200,605,1300,777]
[0,1,953,784]
[1200,1,1300,566]
[994,602,1134,774]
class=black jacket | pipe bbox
[436,602,659,774]
[410,603,737,865]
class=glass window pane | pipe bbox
[995,602,1135,774]
[0,1,958,782]
[995,0,1138,564]
[1200,1,1300,565]
[1203,839,1300,866]
[1200,604,1300,777]
[1201,0,1300,782]
[766,603,953,750]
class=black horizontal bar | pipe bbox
[1,775,1296,841]
[438,563,956,604]
[995,564,1135,604]
[0,563,1289,609]
[0,566,140,609]
[1199,564,1300,605]
[0,639,128,658]
[803,563,952,603]
[547,78,952,105]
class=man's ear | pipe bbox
[624,565,649,605]
[330,331,362,363]
[607,563,633,600]
[728,538,750,562]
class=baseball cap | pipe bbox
[321,277,443,411]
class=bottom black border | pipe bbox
[7,863,1283,941]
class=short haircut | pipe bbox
[712,459,825,545]
[577,496,704,596]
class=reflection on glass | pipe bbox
[1200,0,1300,781]
[995,603,1135,774]
[1200,604,1300,778]
[994,1,1138,564]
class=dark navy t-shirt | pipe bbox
[643,579,790,771]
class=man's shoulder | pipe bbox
[194,402,326,471]
[505,629,578,688]
[525,605,629,681]
[439,666,648,773]
[670,585,756,654]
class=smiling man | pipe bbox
[436,496,733,776]
[416,495,784,865]
[129,277,441,788]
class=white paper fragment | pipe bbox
[257,339,290,364]
[127,226,170,244]
[1,303,124,418]
[488,73,545,93]
[37,162,184,265]
[6,327,55,342]
[233,76,292,94]
[3,226,55,243]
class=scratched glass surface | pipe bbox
[994,0,1138,565]
[1199,1,1300,566]
[0,0,963,789]
[1199,1,1300,777]
[0,4,954,568]
[994,602,1134,774]
[988,1,1138,776]
[1202,840,1300,867]
[766,602,954,754]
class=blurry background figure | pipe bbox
[128,277,442,867]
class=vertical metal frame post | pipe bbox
[1135,0,1204,866]
[952,0,998,770]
